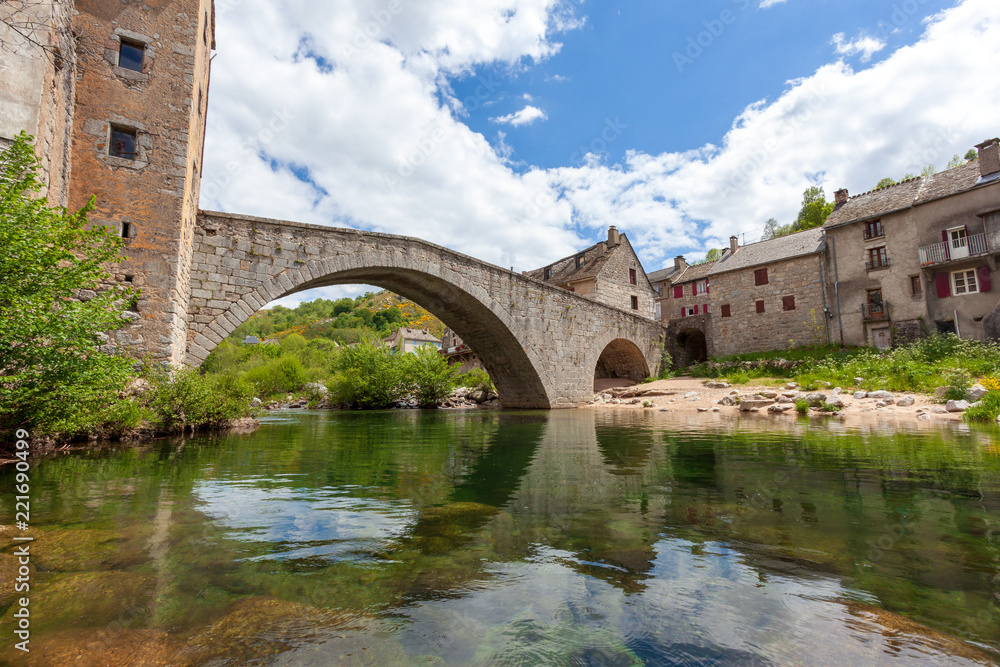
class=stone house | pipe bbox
[823,138,1000,347]
[525,226,657,319]
[647,257,687,322]
[706,230,830,356]
[383,328,442,354]
[440,328,485,373]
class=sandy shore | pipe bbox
[586,376,969,425]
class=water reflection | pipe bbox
[1,410,998,665]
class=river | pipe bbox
[2,409,999,665]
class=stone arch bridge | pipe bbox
[184,212,665,408]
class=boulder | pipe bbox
[740,399,774,411]
[868,390,894,399]
[303,382,328,396]
[768,404,791,413]
[705,382,730,389]
[854,391,868,399]
[931,405,949,414]
[781,391,799,398]
[946,400,970,413]
[875,401,887,408]
[819,381,832,388]
[785,382,799,390]
[777,396,796,404]
[896,396,915,407]
[759,391,778,399]
[683,391,700,399]
[697,408,709,413]
[934,386,949,398]
[831,387,842,396]
[969,384,988,401]
[802,393,828,407]
[831,398,846,408]
[718,395,739,407]
[469,389,489,403]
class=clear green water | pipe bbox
[2,410,1000,665]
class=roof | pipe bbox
[525,239,619,285]
[825,161,985,228]
[242,335,260,344]
[671,261,715,284]
[383,328,441,345]
[706,227,826,276]
[647,266,681,283]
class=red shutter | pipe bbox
[691,283,696,296]
[694,305,699,315]
[673,285,682,299]
[936,273,951,298]
[681,307,686,318]
[703,303,709,314]
[979,265,992,292]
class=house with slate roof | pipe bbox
[383,327,442,354]
[823,137,1000,347]
[525,226,657,319]
[647,257,688,322]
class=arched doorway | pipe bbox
[675,329,708,367]
[593,338,650,392]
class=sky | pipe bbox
[200,0,1000,308]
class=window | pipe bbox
[867,246,889,269]
[782,295,795,311]
[121,222,131,239]
[721,304,731,318]
[910,275,922,296]
[673,285,683,299]
[864,219,884,240]
[755,300,765,314]
[754,268,768,286]
[655,303,661,320]
[630,296,638,310]
[576,255,585,269]
[629,268,637,285]
[694,279,708,295]
[544,268,552,280]
[118,39,145,72]
[110,126,137,160]
[685,305,696,317]
[952,269,979,295]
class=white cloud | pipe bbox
[202,0,1000,298]
[759,0,787,8]
[490,105,548,126]
[831,32,886,62]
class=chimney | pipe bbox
[596,241,607,256]
[607,226,620,247]
[729,235,738,256]
[674,255,688,271]
[975,138,1000,177]
[834,188,849,205]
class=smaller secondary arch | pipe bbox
[593,338,650,392]
[675,329,708,367]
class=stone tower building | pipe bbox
[1,0,214,365]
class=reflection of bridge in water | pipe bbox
[183,212,665,408]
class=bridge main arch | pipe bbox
[186,211,665,408]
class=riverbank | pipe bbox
[587,376,974,425]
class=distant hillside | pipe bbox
[230,290,446,346]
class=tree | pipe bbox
[761,218,779,240]
[404,345,457,408]
[372,305,404,331]
[921,164,937,178]
[874,177,897,190]
[792,186,834,232]
[0,133,137,435]
[704,248,722,263]
[964,149,978,162]
[947,154,964,169]
[332,297,354,316]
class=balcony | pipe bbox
[862,302,890,322]
[919,233,991,266]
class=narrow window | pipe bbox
[123,275,134,283]
[630,296,639,310]
[910,275,922,296]
[694,279,708,295]
[544,267,552,280]
[782,295,795,311]
[118,39,145,72]
[754,268,768,286]
[576,255,585,269]
[110,126,137,160]
[755,300,765,314]
[721,304,731,318]
[121,221,131,239]
[629,268,637,285]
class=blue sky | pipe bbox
[201,0,999,307]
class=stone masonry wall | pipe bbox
[189,212,666,408]
[709,253,829,356]
[593,236,657,319]
[69,0,213,364]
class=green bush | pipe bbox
[795,400,810,414]
[965,391,1000,423]
[242,355,307,395]
[327,339,408,408]
[459,368,495,393]
[405,345,458,408]
[149,368,257,431]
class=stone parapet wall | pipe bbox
[188,212,666,408]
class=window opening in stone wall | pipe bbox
[629,268,637,285]
[754,268,768,286]
[782,295,795,311]
[124,275,133,283]
[576,255,585,269]
[867,246,889,270]
[544,267,552,280]
[118,39,145,72]
[910,275,922,296]
[864,219,884,240]
[721,304,731,318]
[121,222,131,239]
[755,300,765,313]
[110,126,137,160]
[694,279,708,295]
[952,269,978,295]
[631,295,638,310]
